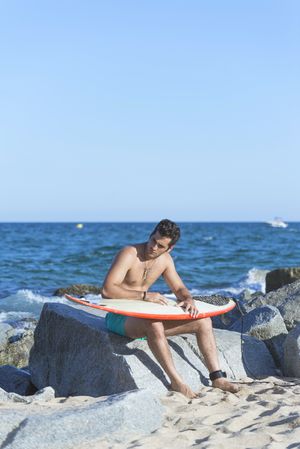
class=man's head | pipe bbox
[151,219,181,247]
[145,219,180,258]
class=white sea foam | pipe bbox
[0,289,68,320]
[85,294,103,303]
[183,268,267,298]
[245,267,268,293]
[224,268,266,296]
[16,289,52,304]
[207,269,267,297]
[0,311,33,323]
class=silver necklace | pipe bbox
[142,244,156,282]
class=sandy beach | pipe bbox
[3,376,299,449]
[93,376,300,449]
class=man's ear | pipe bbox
[167,245,174,253]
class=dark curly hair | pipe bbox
[151,219,181,247]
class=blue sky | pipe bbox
[1,1,299,222]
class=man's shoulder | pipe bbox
[118,245,138,258]
[161,251,174,266]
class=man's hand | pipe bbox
[177,299,199,318]
[144,292,169,305]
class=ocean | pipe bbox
[1,222,300,326]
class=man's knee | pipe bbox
[145,320,165,338]
[195,317,213,333]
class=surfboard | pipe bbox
[65,294,236,320]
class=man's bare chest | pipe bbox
[124,260,164,288]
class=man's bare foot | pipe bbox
[212,377,240,393]
[170,381,198,399]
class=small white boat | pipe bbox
[76,223,84,229]
[266,217,288,228]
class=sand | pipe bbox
[1,377,299,449]
[97,376,300,449]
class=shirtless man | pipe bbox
[102,219,239,398]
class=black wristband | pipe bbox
[209,370,227,381]
[142,291,147,301]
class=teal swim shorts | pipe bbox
[105,312,127,337]
[105,312,147,340]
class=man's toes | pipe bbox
[170,382,198,399]
[212,378,240,393]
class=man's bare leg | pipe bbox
[163,318,239,393]
[125,317,198,398]
[125,316,239,395]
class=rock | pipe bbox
[0,322,35,368]
[0,389,163,448]
[194,295,242,330]
[183,329,278,380]
[0,387,30,403]
[266,267,300,293]
[283,325,300,377]
[0,365,37,395]
[241,291,264,311]
[0,386,55,404]
[30,386,56,402]
[228,306,288,372]
[30,303,208,397]
[30,303,279,397]
[212,306,242,330]
[229,305,288,340]
[0,323,13,346]
[264,334,288,372]
[246,280,300,331]
[54,284,102,297]
[0,387,10,402]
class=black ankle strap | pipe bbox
[209,370,227,381]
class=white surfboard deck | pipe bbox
[65,294,236,320]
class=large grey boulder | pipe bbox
[0,388,163,448]
[266,267,300,293]
[283,324,300,377]
[245,280,300,331]
[0,365,37,395]
[29,303,208,397]
[29,303,278,398]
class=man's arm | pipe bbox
[163,256,199,317]
[102,247,145,300]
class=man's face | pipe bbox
[146,231,173,258]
